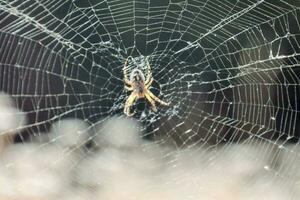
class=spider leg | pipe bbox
[123,57,132,85]
[144,93,158,112]
[125,85,133,91]
[144,58,153,85]
[124,92,137,116]
[145,77,153,89]
[146,89,170,106]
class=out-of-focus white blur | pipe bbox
[0,92,27,154]
[0,93,299,199]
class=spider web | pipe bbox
[0,0,300,198]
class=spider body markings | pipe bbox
[123,58,170,116]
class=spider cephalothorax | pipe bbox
[123,57,170,116]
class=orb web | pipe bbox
[0,0,300,198]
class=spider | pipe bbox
[123,57,170,116]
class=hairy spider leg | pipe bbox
[144,93,158,112]
[146,90,170,106]
[123,58,132,85]
[145,77,153,89]
[124,92,137,116]
[124,85,133,91]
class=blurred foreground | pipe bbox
[0,93,299,200]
